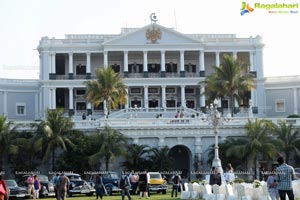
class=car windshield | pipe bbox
[66,174,81,180]
[6,180,18,187]
[150,173,162,179]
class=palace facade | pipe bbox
[1,22,300,176]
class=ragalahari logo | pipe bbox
[240,2,254,15]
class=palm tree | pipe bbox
[273,120,300,163]
[200,55,255,116]
[0,116,19,170]
[122,144,150,171]
[34,108,75,171]
[89,126,127,171]
[85,67,127,118]
[227,119,278,178]
[149,146,172,171]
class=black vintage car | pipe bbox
[5,179,31,199]
[65,173,95,197]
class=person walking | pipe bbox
[0,175,8,200]
[120,171,131,200]
[129,172,139,195]
[27,174,36,199]
[57,173,70,200]
[171,173,181,198]
[276,156,295,200]
[34,175,41,199]
[138,170,149,199]
[95,174,105,200]
[224,163,235,184]
[53,173,60,200]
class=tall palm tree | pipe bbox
[273,120,300,163]
[149,146,172,171]
[122,144,150,171]
[85,67,127,118]
[34,108,75,171]
[200,55,255,115]
[89,126,127,171]
[0,116,19,170]
[227,119,278,178]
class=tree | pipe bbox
[0,116,20,170]
[34,108,75,171]
[148,146,172,171]
[85,67,127,118]
[273,120,300,163]
[200,55,255,115]
[122,144,150,171]
[89,126,127,171]
[227,119,278,178]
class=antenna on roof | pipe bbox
[174,9,177,31]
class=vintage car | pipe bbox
[65,173,95,197]
[148,172,168,194]
[101,171,122,195]
[5,179,31,199]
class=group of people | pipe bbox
[208,156,296,200]
[26,174,42,199]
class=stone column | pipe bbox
[215,51,220,67]
[68,52,74,79]
[125,88,129,111]
[161,51,166,77]
[144,86,148,110]
[199,50,205,77]
[162,85,166,110]
[200,86,205,109]
[86,52,91,79]
[180,50,185,77]
[39,91,42,119]
[143,51,148,77]
[194,137,203,173]
[181,85,186,108]
[69,87,74,116]
[104,51,108,68]
[52,52,56,74]
[250,51,254,71]
[294,88,299,115]
[233,51,237,60]
[124,51,129,77]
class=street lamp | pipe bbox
[207,99,223,175]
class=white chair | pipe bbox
[258,184,271,200]
[191,183,200,199]
[225,184,238,200]
[181,183,191,199]
[292,180,300,200]
[235,184,252,200]
[212,184,226,200]
[203,184,214,200]
[185,183,198,199]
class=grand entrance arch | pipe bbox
[168,145,192,179]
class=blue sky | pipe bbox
[0,0,299,79]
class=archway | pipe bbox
[168,145,191,179]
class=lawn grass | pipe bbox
[37,190,181,200]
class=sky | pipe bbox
[0,0,299,79]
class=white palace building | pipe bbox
[1,21,300,175]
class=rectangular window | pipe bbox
[149,87,159,94]
[16,103,26,116]
[166,88,176,94]
[130,88,142,94]
[185,88,195,94]
[275,99,285,112]
[76,89,86,96]
[76,64,86,75]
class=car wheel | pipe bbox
[107,187,112,196]
[87,192,93,196]
[162,190,166,194]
